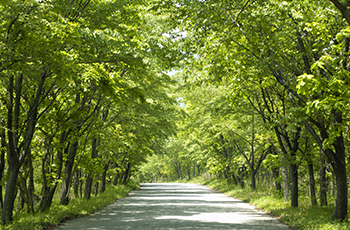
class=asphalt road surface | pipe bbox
[57,183,290,230]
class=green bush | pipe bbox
[194,178,350,230]
[4,182,138,230]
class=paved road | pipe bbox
[57,183,290,230]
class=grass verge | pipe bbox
[4,181,139,230]
[184,177,350,230]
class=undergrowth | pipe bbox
[3,181,138,230]
[189,177,350,230]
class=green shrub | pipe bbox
[193,178,350,230]
[4,182,138,230]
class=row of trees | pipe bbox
[0,0,180,225]
[139,0,350,221]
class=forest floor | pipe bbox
[56,183,289,230]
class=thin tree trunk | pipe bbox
[39,134,64,212]
[272,167,282,192]
[60,141,78,205]
[79,174,83,198]
[2,75,21,225]
[73,170,80,198]
[123,163,131,184]
[84,138,98,199]
[308,161,317,206]
[94,177,99,196]
[0,128,6,209]
[26,153,35,213]
[101,162,109,193]
[319,154,327,206]
[290,161,298,207]
[231,168,238,186]
[281,155,289,202]
[251,170,257,190]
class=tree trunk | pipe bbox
[0,128,6,209]
[307,161,317,206]
[16,194,24,212]
[60,141,78,205]
[333,163,347,220]
[79,175,83,198]
[94,178,99,196]
[290,162,298,207]
[281,155,289,202]
[73,170,80,198]
[2,165,20,224]
[272,167,282,192]
[39,135,64,212]
[250,170,256,190]
[238,166,246,188]
[101,162,109,193]
[24,153,35,214]
[316,113,348,220]
[84,138,98,200]
[319,154,327,206]
[231,170,238,186]
[123,163,131,184]
[332,132,347,220]
[2,75,21,225]
[40,186,56,212]
[84,174,93,200]
[3,73,46,224]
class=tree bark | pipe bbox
[308,161,317,206]
[251,170,257,190]
[333,163,347,220]
[17,153,35,214]
[272,167,282,192]
[84,138,98,199]
[2,75,20,225]
[0,128,6,209]
[315,112,348,220]
[290,161,298,207]
[101,162,109,193]
[123,163,131,184]
[60,141,78,205]
[2,164,20,224]
[319,154,328,206]
[332,132,347,220]
[94,177,99,196]
[39,133,65,212]
[281,155,289,202]
[73,170,80,198]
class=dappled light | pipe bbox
[1,0,350,228]
[57,183,288,230]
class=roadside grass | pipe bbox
[3,181,139,230]
[182,177,350,230]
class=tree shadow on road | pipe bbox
[57,183,290,230]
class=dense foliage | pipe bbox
[0,0,181,225]
[138,0,350,223]
[2,0,350,227]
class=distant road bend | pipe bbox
[57,183,290,230]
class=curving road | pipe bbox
[57,183,290,230]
